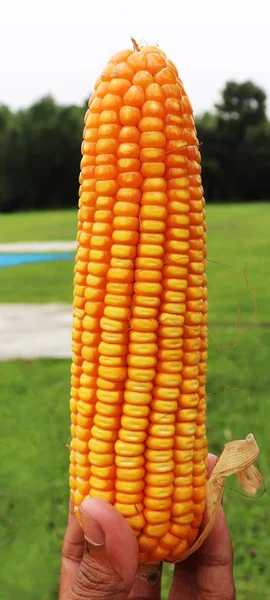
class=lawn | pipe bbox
[0,259,74,304]
[0,209,77,243]
[0,203,269,599]
[1,203,269,324]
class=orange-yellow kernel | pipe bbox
[142,100,165,119]
[91,464,116,479]
[127,366,156,382]
[115,440,145,457]
[123,85,145,107]
[144,82,164,102]
[110,49,133,64]
[119,429,147,444]
[74,488,85,506]
[75,464,91,479]
[114,502,144,517]
[127,52,147,71]
[144,496,172,510]
[139,116,164,132]
[171,511,194,525]
[99,110,119,124]
[145,459,174,473]
[146,436,174,451]
[145,472,174,487]
[115,454,145,468]
[96,138,118,154]
[90,489,115,503]
[115,492,144,504]
[116,467,145,481]
[124,390,152,405]
[108,78,131,95]
[102,93,123,111]
[122,405,150,419]
[160,532,180,550]
[132,70,154,88]
[109,60,134,79]
[140,132,166,149]
[89,438,114,454]
[126,513,147,530]
[138,535,158,552]
[166,539,189,562]
[89,451,115,467]
[169,523,192,538]
[115,479,145,494]
[119,105,141,126]
[143,522,170,538]
[149,546,170,562]
[90,476,114,491]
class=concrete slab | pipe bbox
[0,303,73,360]
[0,241,77,253]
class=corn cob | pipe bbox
[69,41,208,564]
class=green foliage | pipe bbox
[196,80,270,201]
[216,80,266,127]
[0,97,85,212]
[1,80,270,212]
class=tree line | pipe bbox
[0,80,269,212]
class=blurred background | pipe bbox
[0,0,269,598]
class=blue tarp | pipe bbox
[0,252,74,268]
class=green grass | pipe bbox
[206,202,270,324]
[0,260,74,304]
[1,332,269,599]
[0,359,70,600]
[0,209,77,243]
[0,203,269,599]
[1,204,269,326]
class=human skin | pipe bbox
[60,454,236,600]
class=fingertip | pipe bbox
[207,453,218,478]
[208,452,217,462]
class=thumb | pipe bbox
[65,497,138,600]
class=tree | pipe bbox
[0,97,85,212]
[216,80,267,129]
[235,121,270,200]
[214,81,268,200]
[0,82,269,212]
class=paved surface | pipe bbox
[0,241,77,253]
[0,303,73,360]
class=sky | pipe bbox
[1,0,270,116]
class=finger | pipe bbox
[170,454,233,600]
[195,505,235,599]
[62,497,138,600]
[197,504,234,571]
[170,496,235,599]
[60,499,85,597]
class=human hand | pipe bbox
[60,454,235,600]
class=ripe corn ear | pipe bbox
[69,42,208,564]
